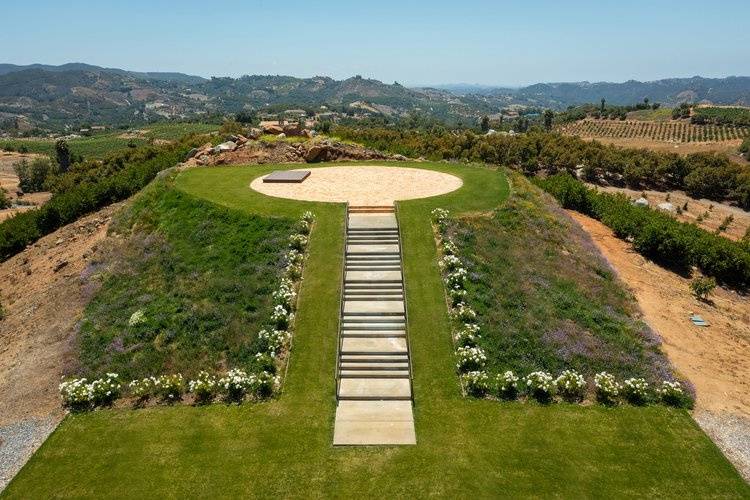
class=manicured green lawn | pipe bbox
[4,162,747,498]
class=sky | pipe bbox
[2,0,749,86]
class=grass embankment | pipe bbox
[5,162,747,498]
[77,178,294,380]
[447,172,671,382]
[0,123,219,159]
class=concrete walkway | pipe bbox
[333,206,416,445]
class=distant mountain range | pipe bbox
[1,63,749,132]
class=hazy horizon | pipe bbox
[2,0,749,86]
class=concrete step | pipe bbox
[345,283,403,289]
[341,330,406,337]
[346,244,400,255]
[338,378,411,400]
[340,370,410,378]
[341,337,407,354]
[345,267,401,272]
[344,296,404,302]
[345,270,402,282]
[340,361,409,369]
[344,301,404,315]
[340,354,409,363]
[342,325,406,332]
[345,289,403,295]
[333,401,416,446]
[348,217,398,231]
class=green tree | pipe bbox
[690,276,716,301]
[0,187,10,209]
[480,115,490,132]
[600,98,606,114]
[14,157,58,193]
[55,139,71,172]
[543,110,554,131]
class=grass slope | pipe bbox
[447,173,672,382]
[77,178,294,379]
[4,162,747,498]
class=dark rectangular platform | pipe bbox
[262,170,311,183]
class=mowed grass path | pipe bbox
[5,162,747,498]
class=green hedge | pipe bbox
[0,143,192,261]
[536,173,750,290]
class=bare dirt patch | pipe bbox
[0,204,119,426]
[250,166,463,205]
[0,151,52,221]
[567,211,750,478]
[590,185,750,241]
[575,136,747,164]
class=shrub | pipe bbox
[495,371,520,400]
[448,286,467,306]
[690,276,717,301]
[455,346,487,372]
[272,278,297,310]
[59,378,93,412]
[622,378,650,405]
[301,211,315,223]
[220,368,254,402]
[445,268,468,289]
[431,208,450,231]
[594,372,621,405]
[255,371,279,398]
[188,371,218,404]
[451,302,477,323]
[288,234,308,251]
[128,377,156,402]
[462,371,490,397]
[525,371,555,403]
[154,374,184,402]
[657,380,692,408]
[0,188,10,209]
[271,305,293,330]
[257,329,290,357]
[454,324,481,347]
[89,373,121,407]
[555,370,587,402]
[442,237,458,255]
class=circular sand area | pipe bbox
[250,166,463,205]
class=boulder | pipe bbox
[634,197,649,207]
[305,145,325,163]
[393,154,408,161]
[262,123,284,135]
[247,128,262,139]
[277,133,286,139]
[235,135,248,145]
[282,123,304,137]
[213,141,237,154]
[185,147,199,160]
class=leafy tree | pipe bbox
[543,110,554,131]
[600,98,606,114]
[55,139,71,172]
[480,115,490,132]
[14,157,58,193]
[235,110,258,125]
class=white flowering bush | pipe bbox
[462,371,489,397]
[296,219,312,235]
[128,309,146,327]
[301,211,315,224]
[60,378,93,411]
[431,208,450,231]
[89,373,122,407]
[285,262,303,280]
[272,279,297,310]
[657,380,690,408]
[442,237,458,256]
[448,286,467,306]
[129,377,157,402]
[555,370,587,403]
[440,255,461,272]
[188,371,218,404]
[445,268,468,289]
[254,352,276,373]
[285,249,304,266]
[258,329,290,357]
[594,372,621,405]
[525,371,555,402]
[255,371,279,398]
[220,368,254,402]
[456,346,487,372]
[451,302,477,323]
[155,374,184,402]
[495,371,520,400]
[622,378,650,405]
[271,305,294,330]
[454,324,481,347]
[289,234,308,251]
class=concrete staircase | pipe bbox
[333,205,416,445]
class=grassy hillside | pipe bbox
[447,173,671,382]
[76,178,294,380]
[5,163,747,498]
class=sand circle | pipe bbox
[250,166,463,205]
